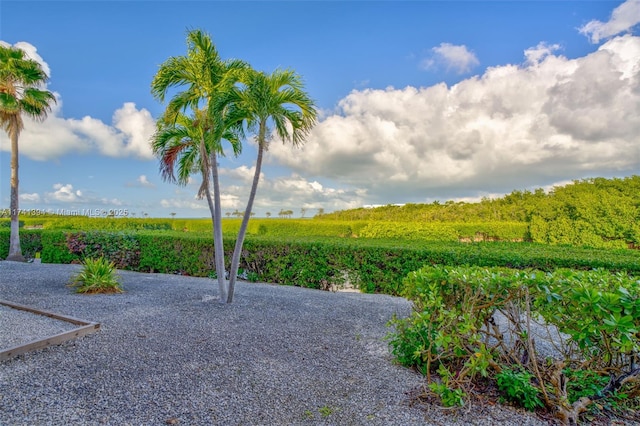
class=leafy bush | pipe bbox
[4,228,640,294]
[68,257,123,294]
[496,368,543,411]
[0,229,42,259]
[65,231,140,269]
[388,265,640,424]
[41,230,80,263]
[357,222,459,241]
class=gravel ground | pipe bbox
[0,260,554,426]
[0,304,79,349]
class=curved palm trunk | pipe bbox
[227,121,266,303]
[7,130,24,262]
[210,151,228,302]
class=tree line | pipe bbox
[318,176,640,248]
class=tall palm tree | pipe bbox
[226,68,317,303]
[0,44,56,261]
[151,29,247,301]
[152,110,241,284]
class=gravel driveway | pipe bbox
[0,260,551,425]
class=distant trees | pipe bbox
[318,176,640,249]
[278,209,294,218]
[528,176,640,248]
[0,44,56,261]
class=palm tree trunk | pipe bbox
[210,151,228,302]
[227,121,266,303]
[7,130,24,262]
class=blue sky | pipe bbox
[1,0,639,218]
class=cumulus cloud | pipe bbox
[422,43,480,74]
[524,42,562,66]
[0,41,155,161]
[127,175,156,188]
[269,35,640,205]
[36,183,123,208]
[45,183,83,203]
[579,0,640,43]
[159,167,365,216]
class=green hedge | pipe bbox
[0,229,42,259]
[2,230,640,295]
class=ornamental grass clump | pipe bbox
[68,257,123,294]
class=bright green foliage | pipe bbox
[429,374,466,407]
[495,368,544,411]
[563,369,610,405]
[320,194,543,223]
[358,222,460,241]
[137,232,224,276]
[526,176,640,248]
[40,230,79,263]
[321,176,640,249]
[389,265,522,381]
[388,265,639,422]
[3,230,640,292]
[533,268,640,366]
[68,257,122,294]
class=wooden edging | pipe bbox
[0,299,100,362]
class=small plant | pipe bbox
[495,367,543,411]
[317,406,334,417]
[429,382,466,407]
[246,271,260,282]
[68,257,123,294]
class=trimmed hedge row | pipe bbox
[0,217,528,242]
[2,229,640,296]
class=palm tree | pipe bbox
[151,29,247,301]
[0,44,56,261]
[226,68,317,303]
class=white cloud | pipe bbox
[422,43,480,74]
[46,183,83,203]
[19,193,41,203]
[36,183,124,208]
[157,167,365,216]
[579,0,640,43]
[269,35,640,205]
[524,42,562,66]
[160,198,208,210]
[127,175,156,188]
[0,41,156,161]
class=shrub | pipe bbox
[68,257,123,294]
[388,265,640,424]
[495,368,543,411]
[65,231,140,269]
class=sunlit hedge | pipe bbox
[2,229,640,295]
